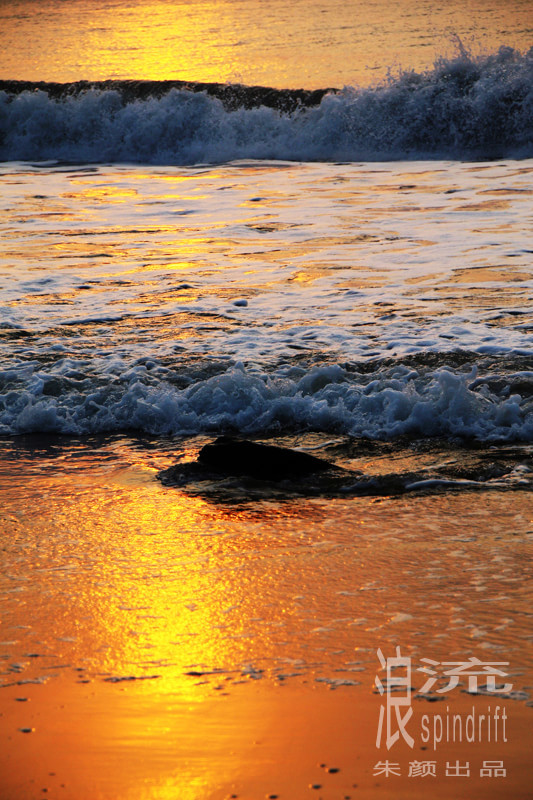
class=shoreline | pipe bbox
[1,676,531,799]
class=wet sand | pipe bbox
[1,677,531,800]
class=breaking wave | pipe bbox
[1,358,532,442]
[1,46,532,164]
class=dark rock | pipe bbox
[198,437,335,480]
[156,437,533,500]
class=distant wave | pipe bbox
[1,46,532,163]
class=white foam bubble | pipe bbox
[1,360,531,441]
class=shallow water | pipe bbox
[1,436,532,798]
[1,159,532,443]
[2,434,532,676]
[1,154,532,800]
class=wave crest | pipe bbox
[1,46,532,163]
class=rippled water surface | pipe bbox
[1,158,532,800]
[0,432,532,799]
[1,159,532,441]
[1,0,532,88]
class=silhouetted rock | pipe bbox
[198,436,335,480]
[156,437,532,501]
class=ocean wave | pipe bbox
[1,358,532,441]
[1,46,532,164]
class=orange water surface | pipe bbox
[1,438,532,798]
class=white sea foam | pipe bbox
[1,359,531,441]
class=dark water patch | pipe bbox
[0,79,333,114]
[158,436,533,501]
[0,431,129,476]
[0,327,37,342]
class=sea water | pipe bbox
[1,155,532,443]
[1,0,532,675]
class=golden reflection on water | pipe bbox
[2,454,532,684]
[3,164,531,343]
[1,448,532,798]
[1,0,532,88]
